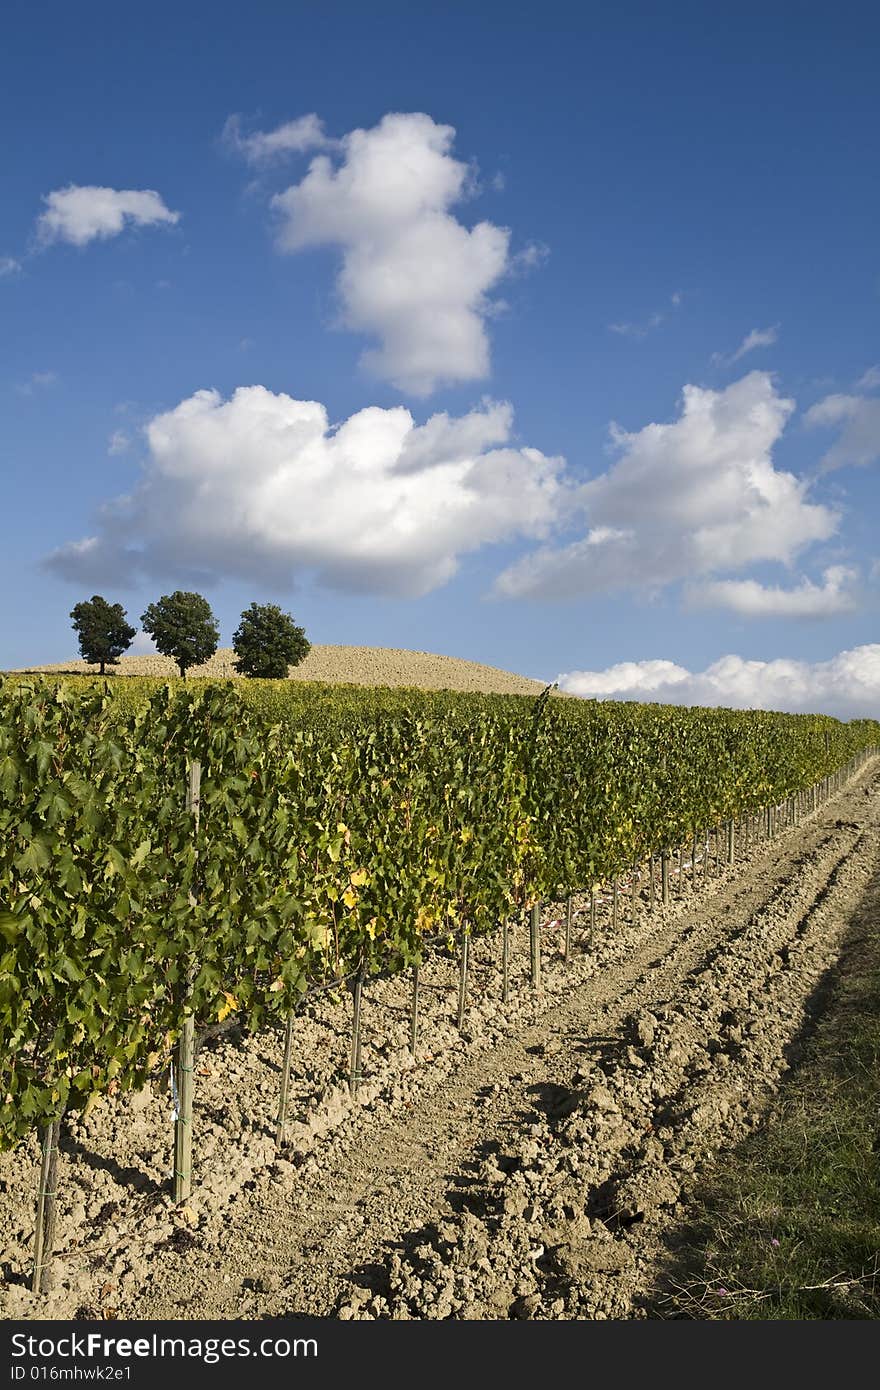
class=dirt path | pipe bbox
[111,762,880,1321]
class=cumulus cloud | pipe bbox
[36,185,180,247]
[222,113,334,163]
[494,372,837,599]
[557,644,880,721]
[805,391,880,470]
[45,386,567,596]
[269,112,513,394]
[690,565,858,619]
[712,324,779,367]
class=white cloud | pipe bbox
[108,430,131,456]
[609,313,663,339]
[690,565,858,619]
[45,386,567,596]
[805,391,880,470]
[269,112,513,395]
[608,290,682,339]
[128,629,157,655]
[557,644,880,720]
[0,255,21,277]
[712,324,779,367]
[15,370,57,396]
[36,185,180,247]
[495,372,837,599]
[856,365,880,392]
[222,113,334,163]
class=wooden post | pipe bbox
[676,846,683,894]
[727,820,734,865]
[456,930,470,1030]
[630,867,638,921]
[530,903,541,992]
[661,852,670,905]
[590,885,596,938]
[32,1114,61,1295]
[648,855,656,908]
[612,878,619,931]
[564,895,573,962]
[501,919,510,1004]
[410,962,420,1053]
[690,835,698,890]
[349,967,365,1097]
[174,758,200,1205]
[275,1008,296,1147]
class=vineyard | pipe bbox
[0,673,878,1311]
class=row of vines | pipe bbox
[1,675,878,1166]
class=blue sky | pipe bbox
[2,0,879,716]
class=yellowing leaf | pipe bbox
[342,888,358,909]
[350,868,369,887]
[217,991,238,1022]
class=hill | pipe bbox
[21,644,550,696]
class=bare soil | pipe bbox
[21,645,549,696]
[1,762,877,1321]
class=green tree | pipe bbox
[69,595,136,675]
[232,602,311,679]
[140,591,219,678]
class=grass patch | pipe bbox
[653,875,880,1319]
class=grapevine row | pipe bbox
[1,674,877,1161]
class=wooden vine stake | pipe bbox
[530,903,541,992]
[275,1007,296,1147]
[727,820,734,865]
[501,918,510,1004]
[456,929,470,1030]
[564,894,573,962]
[173,758,200,1205]
[648,856,656,908]
[612,878,619,931]
[661,852,670,905]
[31,1113,62,1295]
[410,962,420,1054]
[349,966,365,1098]
[630,868,638,921]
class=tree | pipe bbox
[70,595,136,675]
[232,602,311,679]
[140,591,219,678]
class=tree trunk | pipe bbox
[99,660,105,675]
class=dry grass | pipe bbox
[21,645,550,696]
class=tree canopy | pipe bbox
[140,591,219,678]
[70,596,136,675]
[232,602,311,679]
